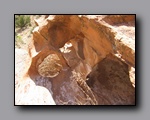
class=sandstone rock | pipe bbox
[15,77,56,105]
[47,15,81,49]
[99,15,135,67]
[102,15,135,26]
[38,54,62,78]
[15,48,31,85]
[15,15,135,105]
[86,54,135,105]
[15,48,56,105]
[32,26,48,52]
[129,67,135,87]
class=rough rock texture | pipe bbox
[101,16,135,67]
[15,77,56,105]
[102,15,135,26]
[15,15,135,105]
[86,54,135,105]
[15,49,55,105]
[38,54,62,77]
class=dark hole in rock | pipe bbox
[86,54,135,105]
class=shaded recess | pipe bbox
[86,54,135,105]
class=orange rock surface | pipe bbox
[15,15,135,105]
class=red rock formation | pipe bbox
[86,54,135,105]
[15,15,135,105]
[102,15,135,26]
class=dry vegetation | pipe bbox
[15,15,42,49]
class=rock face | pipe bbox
[15,15,135,105]
[15,77,56,105]
[86,54,135,105]
[15,49,55,105]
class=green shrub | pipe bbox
[15,15,31,29]
[15,35,24,48]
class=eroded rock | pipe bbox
[38,54,62,78]
[86,54,135,105]
[15,15,135,105]
[15,76,55,105]
[15,48,55,105]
